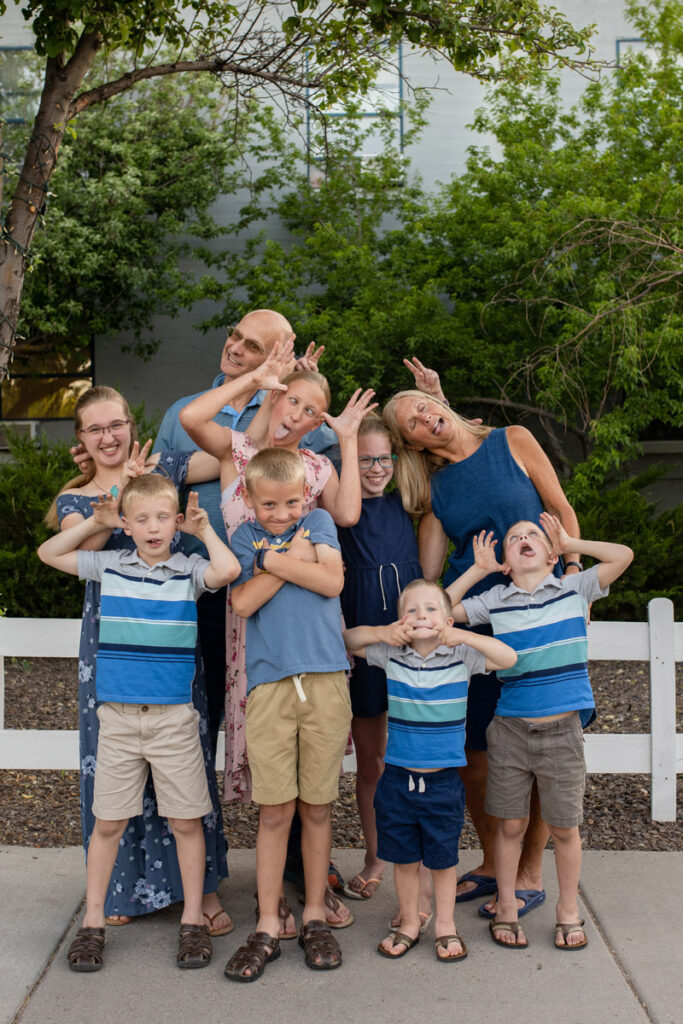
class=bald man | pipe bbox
[154,309,337,751]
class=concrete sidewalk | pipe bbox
[1,846,681,1024]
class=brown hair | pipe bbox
[45,387,138,530]
[382,390,492,517]
[245,447,306,494]
[120,473,179,516]
[358,411,392,442]
[398,578,453,620]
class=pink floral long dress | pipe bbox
[221,431,332,802]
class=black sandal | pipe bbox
[67,926,105,972]
[298,919,342,970]
[224,931,281,982]
[177,923,212,969]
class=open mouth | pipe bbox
[520,542,535,556]
[432,418,444,436]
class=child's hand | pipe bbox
[378,618,412,646]
[440,624,470,648]
[70,443,92,472]
[539,512,574,558]
[403,357,446,401]
[472,530,503,574]
[90,492,123,530]
[323,388,378,440]
[287,528,317,562]
[294,342,325,372]
[179,492,208,537]
[250,336,295,391]
[120,439,153,489]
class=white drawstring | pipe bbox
[292,673,307,703]
[378,562,401,612]
[408,774,426,793]
[408,774,415,792]
[418,776,425,793]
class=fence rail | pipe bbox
[0,599,681,820]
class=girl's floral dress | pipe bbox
[221,431,332,802]
[56,451,228,918]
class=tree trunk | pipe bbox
[0,32,102,382]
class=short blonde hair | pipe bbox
[121,473,179,516]
[383,390,492,517]
[398,578,452,620]
[244,447,306,495]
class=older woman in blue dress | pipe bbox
[383,361,581,920]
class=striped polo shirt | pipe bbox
[462,566,607,719]
[365,642,486,770]
[78,548,212,704]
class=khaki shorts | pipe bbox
[246,671,352,806]
[93,702,212,821]
[484,712,585,828]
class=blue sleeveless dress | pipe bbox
[430,428,562,748]
[56,451,228,918]
[337,491,422,717]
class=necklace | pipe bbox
[92,477,120,497]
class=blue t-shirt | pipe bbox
[231,507,349,691]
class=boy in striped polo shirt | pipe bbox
[343,580,516,963]
[38,475,240,973]
[446,513,633,952]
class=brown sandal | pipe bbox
[298,919,342,970]
[224,931,281,982]
[435,933,468,963]
[298,885,355,929]
[67,926,106,972]
[254,891,296,939]
[555,920,588,951]
[177,923,212,969]
[203,907,235,937]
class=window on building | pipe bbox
[0,46,41,124]
[307,44,404,186]
[0,343,94,420]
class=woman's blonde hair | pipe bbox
[45,386,138,530]
[382,390,492,517]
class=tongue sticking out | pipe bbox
[273,424,290,441]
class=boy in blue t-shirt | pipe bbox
[343,579,516,963]
[225,448,352,981]
[446,512,633,952]
[38,475,240,973]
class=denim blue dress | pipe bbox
[56,450,228,918]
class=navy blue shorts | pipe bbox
[374,764,465,870]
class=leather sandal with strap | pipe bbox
[68,927,106,972]
[177,923,212,969]
[224,931,281,983]
[298,919,342,971]
[254,891,296,939]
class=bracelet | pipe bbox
[255,547,269,573]
[564,560,583,571]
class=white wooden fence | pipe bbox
[0,599,681,821]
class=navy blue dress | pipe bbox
[338,492,422,717]
[430,428,563,748]
[56,451,228,918]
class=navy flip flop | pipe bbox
[455,871,498,903]
[478,888,546,919]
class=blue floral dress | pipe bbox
[56,450,228,918]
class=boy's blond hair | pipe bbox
[121,473,179,516]
[398,578,452,620]
[244,447,306,494]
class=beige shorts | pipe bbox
[485,712,585,828]
[93,702,212,821]
[246,671,352,806]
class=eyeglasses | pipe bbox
[358,455,397,470]
[226,326,265,354]
[79,419,130,439]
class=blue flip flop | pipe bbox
[478,888,546,919]
[455,872,498,903]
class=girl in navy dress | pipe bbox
[337,414,422,902]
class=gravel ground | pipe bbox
[1,657,681,850]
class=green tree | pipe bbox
[0,0,598,379]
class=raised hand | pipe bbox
[472,530,503,574]
[179,491,208,537]
[120,439,152,489]
[89,491,123,530]
[539,511,572,557]
[294,342,325,373]
[250,336,295,391]
[323,388,378,441]
[403,357,446,400]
